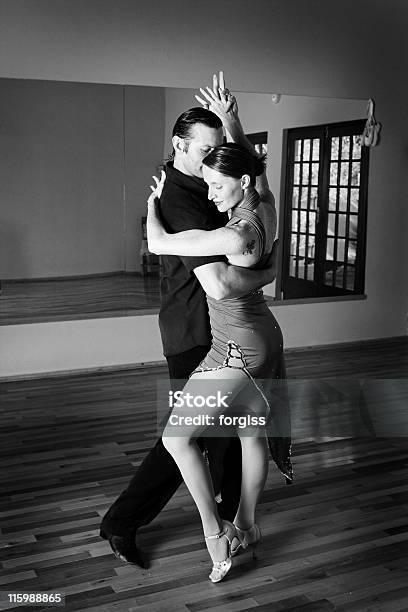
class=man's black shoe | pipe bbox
[108,534,148,569]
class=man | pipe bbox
[100,93,277,568]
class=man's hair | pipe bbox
[167,107,222,160]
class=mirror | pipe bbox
[0,77,367,325]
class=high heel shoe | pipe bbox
[230,524,261,559]
[204,520,236,583]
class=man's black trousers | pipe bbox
[100,345,242,539]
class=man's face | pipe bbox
[177,123,223,179]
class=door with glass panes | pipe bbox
[281,119,369,299]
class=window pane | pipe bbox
[303,139,311,161]
[352,135,362,160]
[347,240,357,263]
[312,139,320,161]
[292,210,298,231]
[329,187,337,211]
[328,213,336,237]
[310,187,318,209]
[290,234,298,254]
[311,162,319,185]
[289,255,296,276]
[351,163,360,186]
[302,258,307,279]
[340,162,350,186]
[339,188,348,212]
[341,136,350,159]
[292,186,299,207]
[326,237,335,260]
[298,236,306,257]
[308,211,317,234]
[331,137,339,160]
[300,211,307,232]
[302,163,310,184]
[330,162,338,185]
[350,188,360,211]
[294,140,302,161]
[307,234,316,257]
[293,163,300,184]
[349,214,358,240]
[300,187,309,208]
[254,142,267,156]
[338,214,347,237]
[336,238,345,262]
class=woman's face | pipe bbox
[202,165,245,213]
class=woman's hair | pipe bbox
[202,143,265,185]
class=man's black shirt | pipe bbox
[158,162,228,357]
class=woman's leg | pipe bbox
[162,368,249,561]
[234,432,268,530]
[227,378,270,530]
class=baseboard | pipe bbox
[283,334,408,353]
[0,360,168,382]
[1,335,406,383]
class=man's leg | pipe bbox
[100,345,211,541]
[210,435,242,522]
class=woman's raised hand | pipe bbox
[147,170,166,207]
[195,70,238,123]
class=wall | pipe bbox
[0,1,406,97]
[0,78,124,278]
[0,79,166,278]
[0,316,163,378]
[0,0,406,376]
[124,85,165,271]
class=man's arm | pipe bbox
[194,241,279,300]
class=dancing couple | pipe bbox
[100,72,292,583]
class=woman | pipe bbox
[147,91,291,583]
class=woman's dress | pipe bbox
[194,190,293,482]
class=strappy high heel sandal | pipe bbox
[205,520,236,583]
[231,524,261,559]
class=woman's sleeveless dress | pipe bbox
[194,190,293,482]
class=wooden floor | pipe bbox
[0,337,407,611]
[0,274,162,325]
[0,274,276,325]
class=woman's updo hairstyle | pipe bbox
[202,142,265,186]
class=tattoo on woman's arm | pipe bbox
[243,239,256,255]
